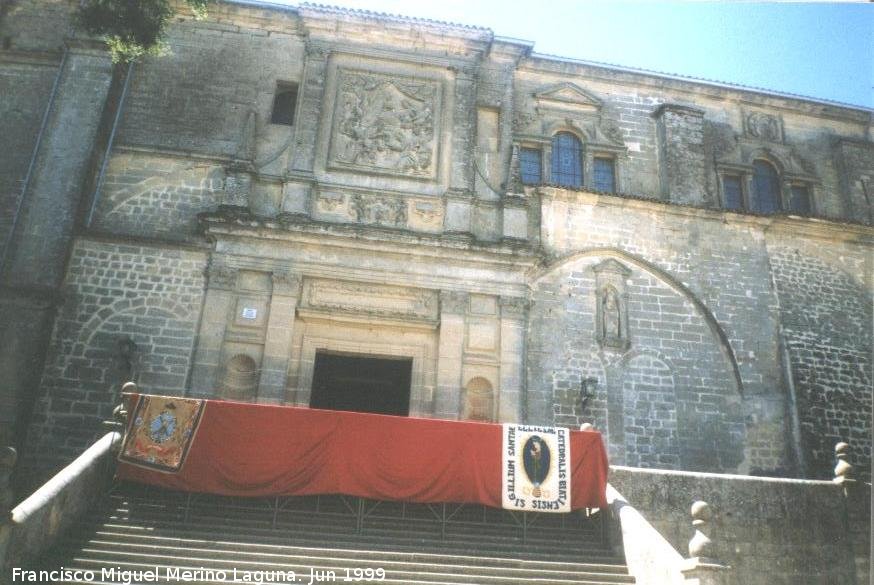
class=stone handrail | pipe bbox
[0,432,120,583]
[606,482,687,585]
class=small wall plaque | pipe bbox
[241,307,258,320]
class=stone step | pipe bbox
[40,487,633,585]
[88,517,615,561]
[61,558,636,585]
[61,547,636,583]
[60,531,629,572]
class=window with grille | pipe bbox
[722,175,743,211]
[593,157,615,192]
[789,184,812,214]
[551,132,583,188]
[520,148,542,185]
[752,160,781,214]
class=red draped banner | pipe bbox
[117,395,608,510]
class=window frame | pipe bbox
[550,131,585,188]
[720,172,746,212]
[787,182,814,215]
[751,159,783,214]
[270,81,299,127]
[591,155,617,193]
[519,146,543,186]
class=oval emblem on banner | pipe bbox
[522,435,551,486]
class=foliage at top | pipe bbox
[75,0,211,63]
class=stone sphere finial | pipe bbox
[579,423,595,431]
[688,500,716,560]
[834,441,854,484]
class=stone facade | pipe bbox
[1,0,871,493]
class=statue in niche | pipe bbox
[602,288,622,340]
[596,285,629,350]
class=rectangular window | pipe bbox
[271,82,298,126]
[520,148,542,185]
[789,184,811,214]
[722,175,743,211]
[593,157,615,192]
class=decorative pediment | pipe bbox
[592,258,632,277]
[535,82,603,114]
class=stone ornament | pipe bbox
[440,290,469,315]
[834,441,854,484]
[412,201,440,224]
[688,500,716,561]
[303,278,438,321]
[352,193,407,227]
[499,295,530,318]
[272,271,302,297]
[317,192,346,212]
[207,264,239,291]
[745,111,783,143]
[330,70,441,179]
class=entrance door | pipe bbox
[310,351,412,416]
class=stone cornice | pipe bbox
[199,212,540,270]
[520,56,872,127]
[537,187,874,245]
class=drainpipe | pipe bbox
[0,48,68,277]
[86,60,134,228]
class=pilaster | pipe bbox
[498,296,527,423]
[434,291,468,419]
[189,262,238,397]
[256,271,301,403]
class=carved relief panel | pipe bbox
[328,69,442,180]
[744,110,784,144]
[300,278,439,323]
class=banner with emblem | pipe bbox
[119,394,205,473]
[502,424,571,513]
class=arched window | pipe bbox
[752,160,781,214]
[551,132,583,188]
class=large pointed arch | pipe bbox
[530,247,744,396]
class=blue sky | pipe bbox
[288,1,873,108]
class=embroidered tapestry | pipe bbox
[119,394,205,472]
[502,424,571,513]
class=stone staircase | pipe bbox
[38,482,634,584]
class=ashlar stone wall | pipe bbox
[23,238,206,476]
[767,233,873,479]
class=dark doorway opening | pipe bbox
[310,351,412,416]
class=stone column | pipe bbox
[653,104,709,206]
[681,501,731,585]
[189,263,238,397]
[434,291,467,419]
[498,296,527,423]
[256,271,301,403]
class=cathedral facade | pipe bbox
[1,1,872,484]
